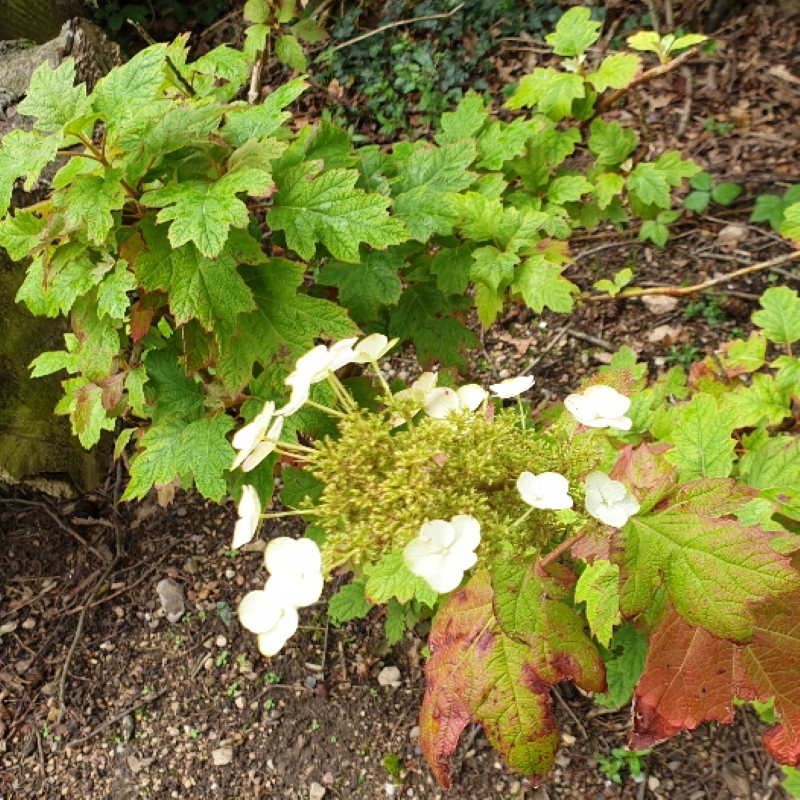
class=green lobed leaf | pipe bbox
[548,175,593,204]
[364,550,438,607]
[752,286,800,346]
[275,34,307,71]
[317,249,403,323]
[779,201,800,243]
[588,119,638,166]
[141,167,272,258]
[96,261,136,320]
[663,393,736,480]
[328,582,372,625]
[17,59,91,133]
[0,129,61,214]
[587,53,642,92]
[388,282,476,367]
[712,182,743,206]
[722,374,792,428]
[470,246,519,293]
[545,7,602,56]
[506,69,585,121]
[270,163,407,261]
[223,77,308,146]
[58,169,127,245]
[595,624,648,709]
[575,560,621,647]
[512,253,577,314]
[435,90,488,144]
[0,211,46,260]
[621,483,800,641]
[123,414,234,501]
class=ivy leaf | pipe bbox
[587,53,642,92]
[17,59,91,132]
[59,169,127,245]
[545,7,601,56]
[512,254,577,314]
[216,258,357,391]
[392,142,477,241]
[0,129,61,214]
[595,624,648,709]
[270,163,406,261]
[752,287,800,346]
[364,550,438,607]
[664,393,736,480]
[388,283,476,367]
[506,69,585,121]
[575,560,621,647]
[436,90,488,144]
[123,414,234,501]
[588,120,638,166]
[0,211,46,260]
[136,234,254,332]
[620,481,800,641]
[317,249,403,323]
[141,168,272,257]
[328,582,372,625]
[420,568,604,786]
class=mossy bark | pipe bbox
[0,252,107,492]
[0,0,87,43]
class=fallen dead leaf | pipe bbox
[641,295,679,313]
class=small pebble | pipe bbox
[211,746,233,766]
[309,781,326,799]
[215,635,227,648]
[377,666,401,688]
[156,578,185,623]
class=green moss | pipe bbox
[310,407,603,572]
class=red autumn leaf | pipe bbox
[611,443,676,513]
[419,567,604,787]
[630,609,748,748]
[743,593,800,765]
[631,596,800,766]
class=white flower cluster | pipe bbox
[229,339,642,657]
[238,537,324,656]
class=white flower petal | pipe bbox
[489,375,535,398]
[256,605,299,656]
[238,589,282,634]
[424,387,460,419]
[450,514,481,551]
[413,372,438,394]
[232,485,261,548]
[353,333,398,363]
[584,471,639,528]
[516,471,573,510]
[419,519,456,549]
[293,345,334,383]
[426,562,466,593]
[327,338,358,371]
[279,378,310,416]
[232,401,275,452]
[457,384,488,411]
[564,385,632,430]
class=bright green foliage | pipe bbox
[752,287,800,346]
[595,625,648,709]
[575,560,621,647]
[327,581,372,624]
[784,767,800,798]
[365,551,438,608]
[0,7,716,504]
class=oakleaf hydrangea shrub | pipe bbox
[230,288,800,786]
[0,7,712,502]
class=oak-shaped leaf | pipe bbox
[420,568,604,786]
[631,596,800,766]
[621,479,800,641]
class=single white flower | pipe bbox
[490,375,535,399]
[263,536,324,607]
[516,471,573,510]
[352,333,398,363]
[231,402,285,472]
[279,339,358,416]
[404,514,481,593]
[564,384,632,430]
[584,471,640,527]
[232,484,261,549]
[424,384,487,419]
[237,582,299,656]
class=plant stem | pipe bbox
[305,399,347,418]
[77,134,140,200]
[517,398,526,431]
[327,374,357,411]
[260,509,320,519]
[583,250,800,303]
[536,532,583,573]
[594,46,700,116]
[510,507,534,529]
[371,362,393,399]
